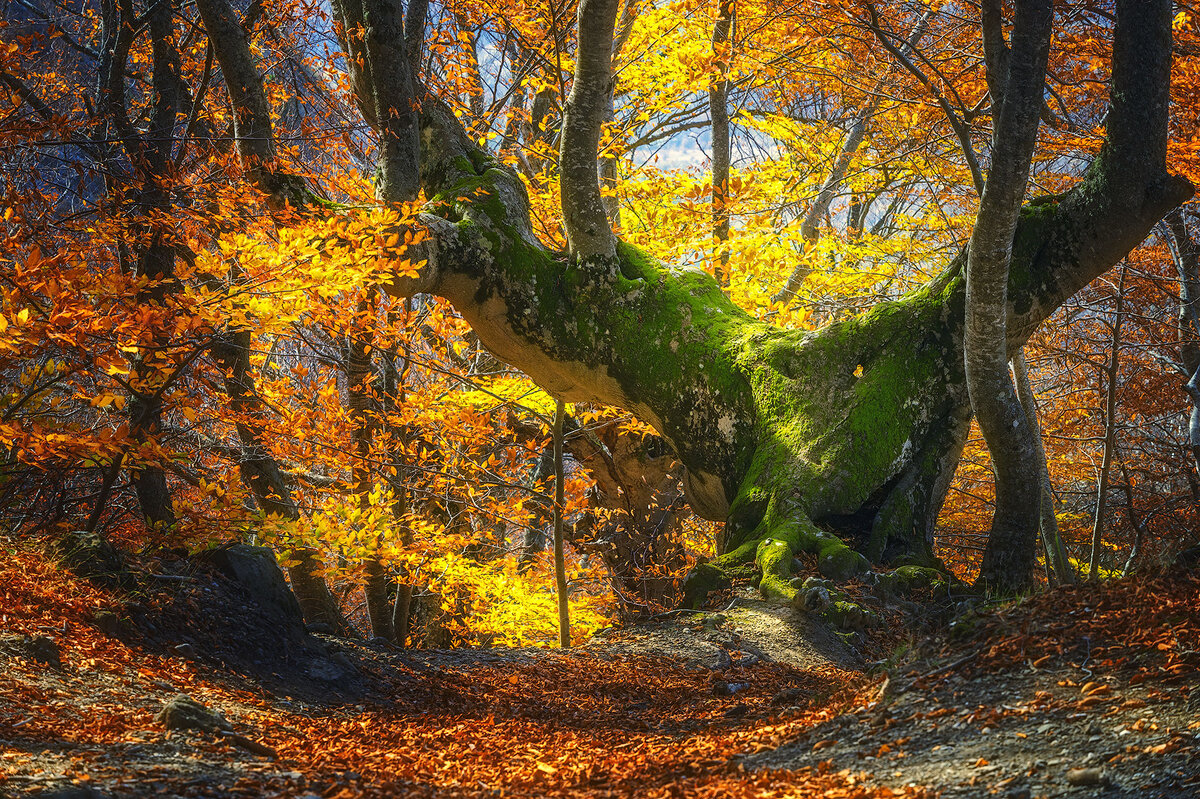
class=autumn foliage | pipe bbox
[1,0,1198,643]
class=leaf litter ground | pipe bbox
[0,537,1197,798]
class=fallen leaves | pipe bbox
[0,539,933,798]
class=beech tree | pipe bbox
[200,0,1192,600]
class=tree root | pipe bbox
[685,514,952,636]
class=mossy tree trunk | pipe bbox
[206,0,1192,603]
[383,0,1189,603]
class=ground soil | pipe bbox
[1,541,1197,798]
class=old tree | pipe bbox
[204,0,1192,603]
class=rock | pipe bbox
[157,694,231,733]
[92,610,132,639]
[824,601,880,632]
[203,545,305,639]
[712,680,749,696]
[770,686,806,705]
[1066,766,1105,786]
[55,530,125,586]
[0,634,62,668]
[793,580,832,613]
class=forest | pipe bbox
[1,0,1199,796]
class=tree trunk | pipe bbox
[1087,264,1126,579]
[211,0,1191,603]
[210,324,354,634]
[552,400,570,648]
[966,0,1053,594]
[1011,349,1074,583]
[1166,210,1200,477]
[348,290,394,640]
[708,0,733,285]
[381,302,415,645]
[1118,456,1145,576]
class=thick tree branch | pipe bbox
[194,0,275,170]
[559,0,620,262]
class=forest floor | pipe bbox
[0,536,1198,799]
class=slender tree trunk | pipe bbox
[1088,264,1126,580]
[552,399,570,648]
[560,0,620,263]
[599,1,638,231]
[967,0,1053,593]
[1118,456,1145,576]
[708,0,733,285]
[1011,349,1074,583]
[348,290,394,639]
[99,0,184,531]
[1166,210,1200,478]
[382,302,414,644]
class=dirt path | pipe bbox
[1,543,1197,798]
[750,649,1200,798]
[586,589,857,671]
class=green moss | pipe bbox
[823,599,879,632]
[423,109,976,607]
[1008,201,1061,315]
[755,538,797,603]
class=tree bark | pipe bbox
[552,400,570,648]
[1166,209,1200,477]
[966,0,1053,593]
[1087,264,1126,579]
[708,0,733,285]
[560,0,620,263]
[1011,349,1074,583]
[329,0,420,201]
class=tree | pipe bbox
[196,0,1191,604]
[965,0,1053,592]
